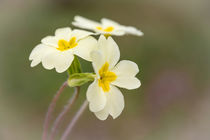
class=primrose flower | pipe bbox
[72,16,143,36]
[29,27,97,73]
[86,35,141,120]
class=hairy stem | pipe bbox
[60,100,89,140]
[42,81,68,140]
[49,87,80,140]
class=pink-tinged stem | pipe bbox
[49,87,80,140]
[60,100,89,140]
[42,81,68,140]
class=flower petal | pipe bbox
[108,86,124,119]
[29,44,46,60]
[86,80,107,112]
[97,35,107,48]
[73,36,97,61]
[71,29,94,40]
[100,18,126,36]
[55,27,72,40]
[90,50,105,76]
[54,51,74,73]
[122,26,143,36]
[112,77,141,90]
[98,35,120,69]
[109,30,125,36]
[31,59,41,67]
[95,86,125,120]
[111,60,141,89]
[41,36,58,48]
[41,49,74,73]
[101,18,120,27]
[41,49,59,70]
[29,44,54,67]
[94,105,109,120]
[72,15,101,30]
[111,60,139,77]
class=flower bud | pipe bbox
[68,73,96,87]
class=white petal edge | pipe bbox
[71,29,94,40]
[54,51,74,73]
[95,86,125,120]
[106,36,120,68]
[41,36,58,48]
[112,77,141,90]
[55,27,72,40]
[101,18,120,27]
[29,44,46,60]
[97,35,107,48]
[95,30,125,36]
[31,59,41,67]
[111,60,139,77]
[98,35,120,69]
[86,80,107,112]
[41,49,74,73]
[41,49,58,70]
[108,86,125,119]
[122,26,144,36]
[101,18,128,36]
[29,44,54,67]
[110,30,126,36]
[72,15,101,30]
[94,105,109,121]
[74,36,97,61]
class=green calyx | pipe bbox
[67,56,96,87]
[67,56,82,75]
[68,73,96,87]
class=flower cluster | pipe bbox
[29,16,142,120]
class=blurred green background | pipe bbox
[0,0,210,140]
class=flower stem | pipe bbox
[42,81,68,140]
[49,87,80,140]
[60,100,89,140]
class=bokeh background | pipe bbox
[0,0,210,140]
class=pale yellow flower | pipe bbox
[29,27,97,73]
[72,16,143,36]
[86,35,141,120]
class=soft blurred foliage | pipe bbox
[0,0,210,140]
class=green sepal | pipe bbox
[67,56,82,75]
[68,73,96,87]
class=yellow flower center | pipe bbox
[98,62,117,92]
[57,37,78,51]
[96,26,114,32]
